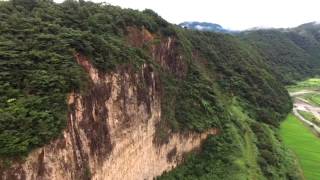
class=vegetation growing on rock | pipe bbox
[0,0,166,157]
[0,0,316,179]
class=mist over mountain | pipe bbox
[179,21,234,33]
[1,0,320,179]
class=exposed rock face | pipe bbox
[126,26,187,78]
[1,29,217,180]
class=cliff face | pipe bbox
[0,1,306,179]
[1,31,217,180]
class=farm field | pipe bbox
[281,114,320,180]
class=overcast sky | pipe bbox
[55,0,320,30]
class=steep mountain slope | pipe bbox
[240,24,320,84]
[0,0,304,179]
[289,22,320,59]
[158,31,301,180]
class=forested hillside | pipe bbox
[0,0,314,179]
[241,24,320,84]
[158,31,300,180]
[0,0,169,157]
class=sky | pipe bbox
[55,0,320,30]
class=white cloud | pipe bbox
[195,25,205,30]
[54,0,320,30]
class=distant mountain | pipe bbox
[179,21,233,33]
[294,21,320,30]
[240,21,320,84]
[0,1,316,179]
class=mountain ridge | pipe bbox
[0,0,318,179]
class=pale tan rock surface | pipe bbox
[1,28,217,180]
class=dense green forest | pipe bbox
[0,0,178,157]
[158,31,300,179]
[1,0,318,179]
[241,24,320,84]
[0,0,148,157]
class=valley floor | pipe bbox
[281,78,320,180]
[280,114,320,180]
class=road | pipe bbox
[290,90,317,97]
[291,90,320,135]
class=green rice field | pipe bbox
[280,114,320,180]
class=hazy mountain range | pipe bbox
[179,21,236,33]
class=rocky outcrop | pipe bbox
[1,29,218,180]
[126,26,187,78]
